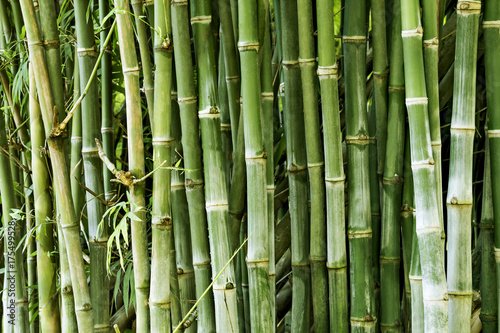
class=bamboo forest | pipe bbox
[0,0,498,331]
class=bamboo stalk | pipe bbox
[149,0,173,330]
[281,1,311,331]
[74,0,110,330]
[422,0,444,251]
[18,0,95,329]
[29,63,61,333]
[483,0,500,330]
[113,0,150,330]
[316,1,348,331]
[480,129,497,332]
[343,0,375,330]
[446,2,480,331]
[99,0,115,203]
[191,0,240,329]
[171,88,197,332]
[238,0,272,331]
[131,0,154,120]
[400,0,448,330]
[171,0,216,330]
[297,0,328,331]
[379,0,405,330]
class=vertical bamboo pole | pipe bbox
[191,0,240,329]
[483,0,500,329]
[297,0,328,331]
[149,0,173,330]
[480,129,497,332]
[113,0,150,330]
[171,0,216,330]
[316,1,348,331]
[238,0,272,331]
[379,0,405,329]
[400,0,448,330]
[281,0,311,331]
[29,64,61,333]
[344,0,375,330]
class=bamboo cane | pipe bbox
[281,1,311,331]
[113,0,150,330]
[149,0,173,330]
[446,2,480,331]
[379,0,405,329]
[483,0,500,329]
[29,63,61,333]
[191,0,240,329]
[297,0,328,331]
[400,0,448,330]
[171,0,216,330]
[238,0,273,331]
[316,1,348,331]
[344,0,375,330]
[480,129,497,332]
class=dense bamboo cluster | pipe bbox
[0,0,498,332]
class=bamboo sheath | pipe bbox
[281,1,311,331]
[480,130,497,332]
[483,0,500,330]
[18,0,95,330]
[150,0,174,330]
[400,0,448,330]
[446,1,480,331]
[29,64,61,333]
[239,0,273,331]
[380,0,405,330]
[113,0,150,330]
[171,0,216,330]
[297,0,329,331]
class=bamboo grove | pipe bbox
[0,0,499,331]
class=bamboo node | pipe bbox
[190,15,212,24]
[82,303,93,311]
[457,0,481,13]
[451,197,458,205]
[225,282,234,289]
[177,268,183,275]
[77,47,98,57]
[317,65,338,77]
[62,285,73,294]
[483,21,500,29]
[428,157,435,165]
[43,39,61,48]
[237,42,259,52]
[279,82,285,94]
[342,36,367,43]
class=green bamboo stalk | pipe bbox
[238,0,272,331]
[259,2,276,328]
[150,0,173,330]
[446,2,480,331]
[24,160,37,333]
[379,0,405,330]
[1,97,29,333]
[0,70,29,149]
[113,0,150,330]
[409,205,424,333]
[19,0,95,328]
[370,0,389,182]
[400,0,448,330]
[99,0,115,203]
[171,89,197,333]
[171,0,216,330]
[191,0,240,329]
[240,217,251,332]
[74,0,109,330]
[401,138,413,332]
[344,0,375,330]
[281,1,311,331]
[296,0,328,331]
[131,0,154,120]
[218,0,241,148]
[480,129,497,332]
[28,63,61,333]
[483,0,500,330]
[316,1,348,331]
[422,0,444,250]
